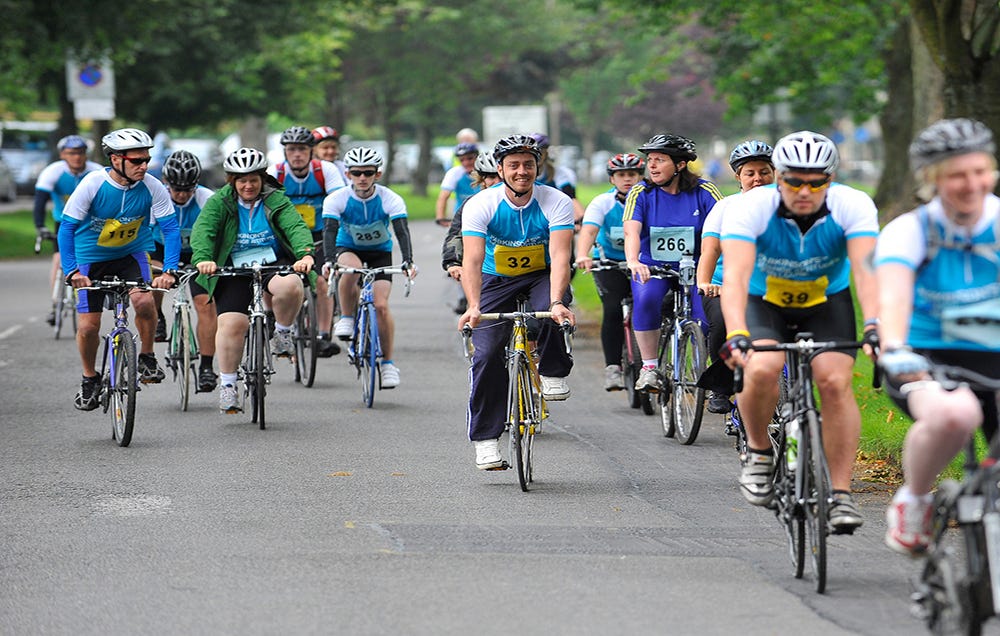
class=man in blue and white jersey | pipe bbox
[322,146,416,389]
[33,134,103,324]
[270,125,348,358]
[719,130,879,533]
[458,134,576,470]
[58,128,181,411]
[434,142,479,226]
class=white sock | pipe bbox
[642,359,657,368]
[220,372,238,387]
[274,322,291,332]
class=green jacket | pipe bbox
[190,176,317,296]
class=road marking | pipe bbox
[0,325,23,340]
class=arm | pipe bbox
[434,188,453,223]
[623,219,648,283]
[697,236,721,295]
[548,228,575,325]
[32,190,50,230]
[442,205,464,273]
[391,217,416,278]
[190,192,223,274]
[459,235,486,328]
[323,217,340,268]
[719,238,756,366]
[876,262,915,351]
[847,235,879,325]
[573,224,600,271]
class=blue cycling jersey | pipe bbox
[622,179,722,265]
[322,184,407,253]
[152,185,213,254]
[440,166,478,212]
[34,159,104,222]
[582,188,626,261]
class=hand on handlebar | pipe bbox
[574,256,593,272]
[627,260,650,284]
[698,282,720,298]
[550,303,575,327]
[878,346,931,384]
[196,261,218,276]
[719,333,751,369]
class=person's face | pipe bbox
[736,160,775,192]
[645,152,684,186]
[283,144,312,170]
[482,174,501,188]
[113,151,152,181]
[168,185,196,206]
[315,139,339,162]
[61,147,88,172]
[458,153,477,174]
[234,174,263,201]
[777,170,831,216]
[498,153,538,193]
[348,166,380,192]
[609,169,642,194]
[935,152,998,225]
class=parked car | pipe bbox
[0,156,17,202]
[0,121,58,195]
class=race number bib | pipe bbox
[231,245,277,267]
[763,275,829,308]
[294,203,317,230]
[609,226,625,251]
[97,217,143,248]
[941,297,1000,347]
[350,221,387,247]
[649,226,694,261]
[494,244,546,276]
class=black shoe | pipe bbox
[74,375,102,411]
[155,315,168,342]
[707,391,732,414]
[198,366,219,392]
[316,338,341,358]
[138,353,165,384]
[46,310,56,326]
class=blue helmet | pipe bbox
[57,135,88,151]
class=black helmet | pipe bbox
[280,126,315,147]
[638,133,697,161]
[162,150,202,189]
[493,134,542,162]
[729,140,774,172]
[909,118,996,173]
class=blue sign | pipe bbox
[78,65,103,87]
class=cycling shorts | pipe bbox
[213,257,297,316]
[335,247,393,283]
[746,288,857,358]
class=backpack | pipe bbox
[275,159,326,195]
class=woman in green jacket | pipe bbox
[191,147,315,413]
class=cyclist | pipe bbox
[442,152,502,314]
[434,142,479,226]
[697,140,775,414]
[58,128,180,410]
[312,125,346,176]
[33,134,103,324]
[458,134,575,470]
[270,125,347,358]
[322,146,417,389]
[190,147,316,413]
[624,133,721,393]
[718,130,879,532]
[574,153,646,391]
[149,150,219,392]
[531,132,585,223]
[875,118,1000,555]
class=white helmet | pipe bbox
[474,152,499,175]
[772,131,839,174]
[343,147,383,168]
[101,128,153,156]
[223,147,269,174]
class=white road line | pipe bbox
[0,325,23,340]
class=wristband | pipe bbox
[549,300,565,309]
[863,318,879,328]
[726,329,750,339]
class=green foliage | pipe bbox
[0,211,42,260]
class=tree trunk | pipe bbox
[411,121,432,198]
[239,116,268,155]
[875,18,920,221]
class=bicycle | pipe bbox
[34,229,76,340]
[329,264,412,408]
[462,297,573,492]
[213,263,299,429]
[734,333,866,594]
[909,365,1000,635]
[79,277,165,447]
[162,268,201,411]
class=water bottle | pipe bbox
[785,417,799,471]
[679,254,696,286]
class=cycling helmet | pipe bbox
[772,131,839,174]
[529,133,550,149]
[101,128,154,156]
[223,147,269,174]
[280,126,315,146]
[474,152,499,175]
[343,146,383,168]
[311,126,340,142]
[162,150,202,188]
[729,140,774,172]
[455,142,479,157]
[607,153,645,175]
[493,134,542,162]
[637,134,697,161]
[57,135,88,151]
[909,118,996,172]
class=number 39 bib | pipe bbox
[494,244,546,276]
[764,275,829,308]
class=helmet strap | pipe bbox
[110,155,137,187]
[501,174,532,199]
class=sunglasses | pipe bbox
[170,185,197,193]
[119,155,152,166]
[349,169,377,177]
[781,175,830,192]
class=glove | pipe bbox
[862,327,879,354]
[718,334,751,361]
[877,347,930,379]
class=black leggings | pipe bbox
[594,268,631,367]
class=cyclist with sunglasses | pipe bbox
[718,130,879,533]
[322,147,417,389]
[58,128,181,410]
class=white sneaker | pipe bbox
[739,452,776,506]
[380,362,400,389]
[885,494,933,555]
[474,438,504,470]
[634,367,663,393]
[334,316,355,340]
[540,375,570,401]
[219,384,241,413]
[604,365,624,391]
[270,328,294,357]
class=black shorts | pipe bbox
[213,258,299,315]
[746,287,858,358]
[76,253,152,313]
[335,247,394,282]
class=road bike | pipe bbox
[293,278,319,387]
[462,297,573,492]
[330,264,412,408]
[909,365,1000,635]
[79,278,165,447]
[162,268,201,411]
[735,333,865,594]
[34,229,76,340]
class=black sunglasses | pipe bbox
[349,169,377,177]
[119,155,152,166]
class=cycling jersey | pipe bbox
[34,159,104,222]
[440,165,478,212]
[701,194,736,285]
[874,194,1000,351]
[58,168,178,273]
[461,183,574,276]
[322,184,407,253]
[582,188,626,261]
[623,179,721,265]
[151,185,214,254]
[721,183,879,307]
[269,159,347,232]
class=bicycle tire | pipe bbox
[53,277,65,339]
[657,329,675,437]
[921,550,981,636]
[772,421,805,579]
[506,354,530,492]
[671,322,707,445]
[804,409,830,593]
[68,287,78,336]
[623,320,641,409]
[294,290,319,388]
[111,333,138,447]
[177,304,192,411]
[519,358,537,488]
[356,306,378,408]
[254,316,267,429]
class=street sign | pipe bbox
[66,56,115,101]
[482,105,547,148]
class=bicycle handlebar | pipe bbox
[211,264,299,278]
[731,336,873,394]
[33,228,57,254]
[327,264,414,298]
[461,316,574,358]
[929,365,1000,392]
[79,278,166,294]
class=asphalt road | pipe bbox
[0,220,976,635]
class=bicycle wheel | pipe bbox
[176,304,192,411]
[671,322,707,445]
[518,358,537,489]
[53,278,65,339]
[294,291,319,387]
[111,333,138,447]
[506,354,530,491]
[657,331,675,437]
[68,287,78,336]
[772,423,805,579]
[356,306,378,408]
[804,410,830,593]
[254,316,267,429]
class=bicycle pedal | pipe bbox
[484,461,510,471]
[831,526,857,536]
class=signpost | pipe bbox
[66,56,115,120]
[482,105,547,148]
